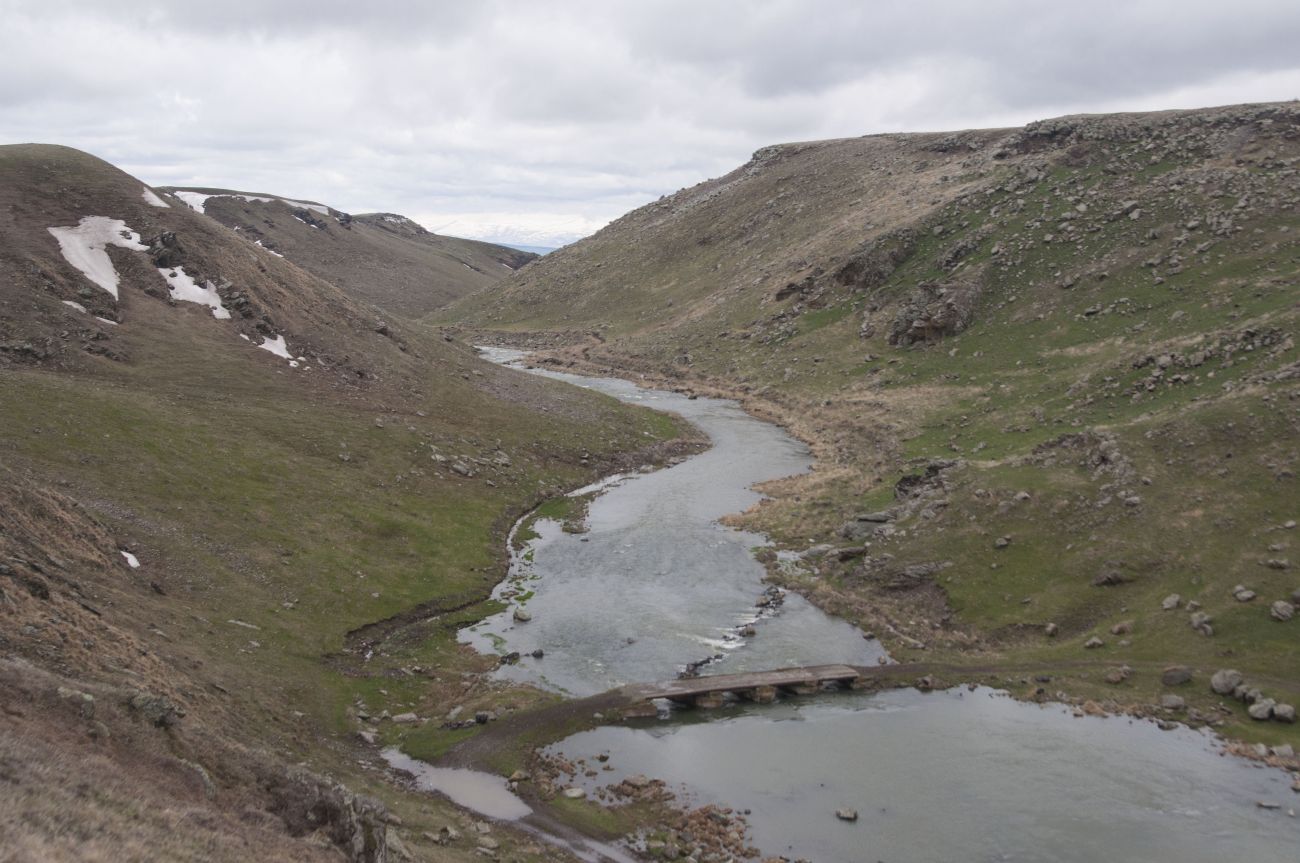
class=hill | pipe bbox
[159,186,535,319]
[444,102,1300,743]
[0,144,690,860]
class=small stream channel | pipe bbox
[425,347,1297,862]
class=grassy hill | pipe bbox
[158,186,535,320]
[0,144,690,861]
[444,102,1300,744]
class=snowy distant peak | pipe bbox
[417,211,607,249]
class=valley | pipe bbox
[2,101,1298,862]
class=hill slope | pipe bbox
[0,144,689,861]
[160,186,535,319]
[446,102,1300,743]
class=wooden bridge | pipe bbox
[620,664,871,714]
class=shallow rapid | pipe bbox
[461,347,882,695]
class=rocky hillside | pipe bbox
[160,186,535,320]
[0,144,688,860]
[446,102,1300,744]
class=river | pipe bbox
[448,346,1297,862]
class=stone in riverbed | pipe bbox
[1210,669,1243,695]
[1161,666,1193,686]
[513,608,532,622]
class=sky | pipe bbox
[4,1,1300,248]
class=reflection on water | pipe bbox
[552,688,1299,863]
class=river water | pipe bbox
[455,347,1297,862]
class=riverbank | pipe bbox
[447,328,1300,753]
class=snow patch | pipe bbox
[121,551,140,568]
[253,239,285,258]
[172,190,212,213]
[62,300,87,313]
[96,317,118,326]
[157,267,231,319]
[258,334,292,359]
[47,216,148,299]
[281,198,329,215]
[141,187,170,208]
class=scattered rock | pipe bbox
[993,536,1011,549]
[1083,636,1104,649]
[1248,699,1276,721]
[1271,600,1295,622]
[1044,622,1059,638]
[1110,620,1134,635]
[1161,666,1193,687]
[1210,669,1244,695]
[1160,694,1186,711]
[835,808,859,822]
[1233,585,1257,602]
[1104,666,1131,685]
[390,713,419,725]
[1274,704,1296,723]
[562,787,586,799]
[513,608,532,623]
[1189,611,1214,636]
[1160,593,1181,611]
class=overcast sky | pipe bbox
[4,1,1300,247]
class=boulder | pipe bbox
[562,787,586,799]
[1160,666,1193,687]
[1270,600,1295,622]
[1273,704,1296,723]
[512,608,532,622]
[1210,669,1243,695]
[1160,694,1186,711]
[1160,593,1181,611]
[1083,636,1104,649]
[1248,699,1276,721]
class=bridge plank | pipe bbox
[627,664,863,701]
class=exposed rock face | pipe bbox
[887,281,982,345]
[267,767,391,863]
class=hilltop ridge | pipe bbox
[159,185,535,320]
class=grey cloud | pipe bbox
[3,1,1299,246]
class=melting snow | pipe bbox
[157,267,231,319]
[121,551,140,568]
[62,300,88,313]
[96,317,118,326]
[281,197,329,215]
[141,187,170,208]
[253,239,285,258]
[258,334,292,359]
[172,190,212,213]
[47,216,148,299]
